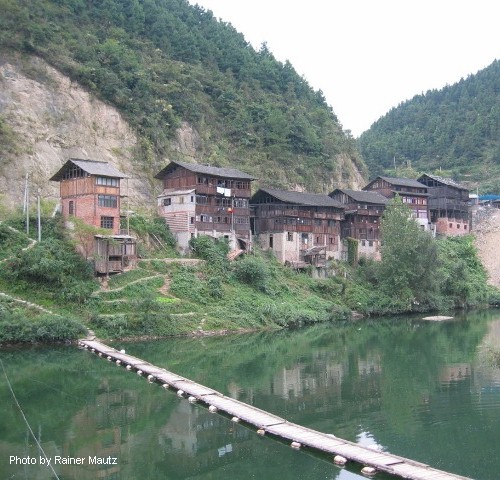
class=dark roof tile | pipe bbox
[252,187,344,208]
[50,158,127,181]
[155,160,255,180]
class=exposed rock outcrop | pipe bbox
[0,54,152,209]
[473,206,500,287]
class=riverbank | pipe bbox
[0,217,498,344]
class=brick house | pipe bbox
[250,188,345,266]
[50,158,136,274]
[50,158,127,235]
[417,174,470,236]
[155,160,255,253]
[329,189,388,259]
[363,176,431,231]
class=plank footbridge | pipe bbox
[80,339,472,480]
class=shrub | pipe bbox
[128,214,176,246]
[6,238,94,284]
[189,235,229,275]
[232,255,270,290]
[0,313,87,343]
[3,237,96,303]
[0,223,31,260]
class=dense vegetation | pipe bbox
[0,0,364,190]
[358,60,500,192]
[0,205,496,343]
[343,199,492,315]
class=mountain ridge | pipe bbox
[358,59,500,192]
[0,0,366,205]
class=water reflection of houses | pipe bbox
[62,376,257,479]
[268,361,344,401]
[62,380,137,479]
[248,352,384,420]
[438,364,471,385]
[159,400,252,477]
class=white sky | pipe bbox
[188,0,500,137]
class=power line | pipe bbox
[0,359,61,480]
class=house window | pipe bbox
[235,181,249,189]
[269,234,274,248]
[457,224,460,229]
[61,165,85,180]
[96,177,119,187]
[449,223,453,228]
[190,217,195,224]
[196,195,209,204]
[100,216,114,229]
[190,196,194,203]
[215,197,231,207]
[179,196,184,204]
[163,198,171,206]
[234,198,248,208]
[200,214,210,222]
[68,200,74,215]
[287,232,293,242]
[464,224,468,229]
[197,176,209,185]
[98,195,118,208]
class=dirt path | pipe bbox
[473,207,500,287]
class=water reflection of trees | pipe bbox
[2,312,500,479]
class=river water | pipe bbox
[2,310,500,479]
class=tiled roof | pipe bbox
[331,189,389,205]
[50,158,127,181]
[377,176,427,188]
[418,173,468,190]
[252,187,344,208]
[154,160,255,180]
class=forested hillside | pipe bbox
[0,0,365,192]
[358,60,500,192]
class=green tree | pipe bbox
[437,235,489,307]
[378,196,439,306]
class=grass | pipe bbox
[0,224,32,260]
[106,267,157,289]
[1,216,495,343]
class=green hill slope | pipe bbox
[358,60,500,192]
[0,0,365,191]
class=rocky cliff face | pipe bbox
[473,206,500,287]
[0,54,157,210]
[0,53,366,213]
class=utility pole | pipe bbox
[127,178,130,236]
[37,188,41,242]
[24,173,30,235]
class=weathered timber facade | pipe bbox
[418,174,470,236]
[250,188,344,266]
[329,189,388,260]
[50,158,136,274]
[363,176,431,231]
[50,158,127,236]
[155,161,255,253]
[94,235,137,274]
